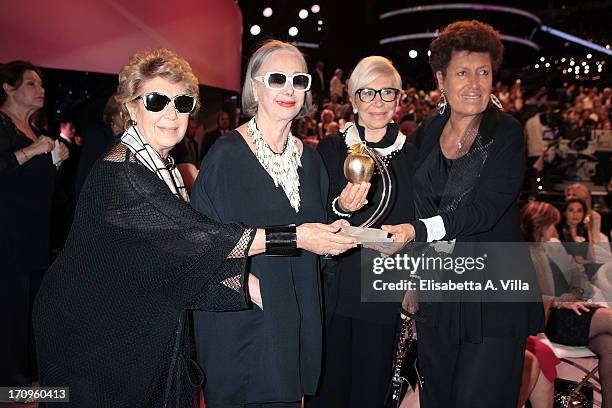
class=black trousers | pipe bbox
[417,323,526,408]
[305,314,396,408]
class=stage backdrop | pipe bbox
[0,0,243,91]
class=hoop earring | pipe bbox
[490,94,503,110]
[437,89,448,115]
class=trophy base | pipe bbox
[340,226,392,244]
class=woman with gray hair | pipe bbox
[191,40,354,408]
[307,56,418,407]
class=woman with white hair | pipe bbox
[307,56,417,407]
[191,40,356,408]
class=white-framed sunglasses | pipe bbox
[253,72,312,92]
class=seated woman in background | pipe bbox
[564,182,610,243]
[559,198,612,288]
[521,200,612,408]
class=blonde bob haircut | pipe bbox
[115,48,201,128]
[242,40,312,118]
[347,56,402,103]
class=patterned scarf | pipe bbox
[121,125,189,202]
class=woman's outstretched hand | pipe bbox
[297,220,357,256]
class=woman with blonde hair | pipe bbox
[307,55,417,407]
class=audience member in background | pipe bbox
[170,117,199,192]
[51,119,82,252]
[324,121,338,137]
[323,92,344,118]
[329,68,345,101]
[0,60,68,388]
[75,93,124,197]
[564,183,609,243]
[317,108,335,140]
[199,110,231,162]
[525,106,555,170]
[310,60,326,98]
[521,200,612,408]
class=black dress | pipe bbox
[409,106,544,408]
[306,122,417,408]
[190,130,328,406]
[0,111,55,387]
[33,143,254,407]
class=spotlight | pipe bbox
[409,50,418,58]
[587,53,592,59]
[311,4,320,13]
[582,61,587,66]
[250,25,261,35]
[427,50,431,57]
[299,9,308,19]
[545,62,550,67]
[570,61,575,66]
[288,26,298,37]
[540,57,545,62]
[538,186,543,190]
[561,57,566,62]
[317,20,323,25]
[317,27,322,32]
[535,64,539,68]
[263,7,273,17]
[568,67,573,72]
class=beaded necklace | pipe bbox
[247,117,302,212]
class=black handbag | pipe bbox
[384,311,422,408]
[553,365,598,408]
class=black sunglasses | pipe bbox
[135,92,197,114]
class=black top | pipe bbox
[0,111,56,271]
[33,143,253,407]
[190,130,328,403]
[413,143,453,218]
[317,122,417,323]
[409,106,544,343]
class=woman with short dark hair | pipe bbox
[384,21,544,407]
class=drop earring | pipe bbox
[437,89,448,115]
[490,93,503,110]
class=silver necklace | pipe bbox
[247,117,302,212]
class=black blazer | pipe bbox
[411,106,525,243]
[409,106,544,342]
